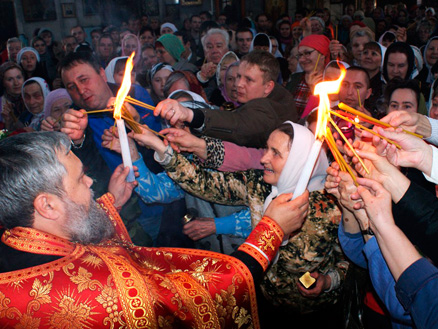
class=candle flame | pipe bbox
[113,52,135,120]
[313,63,346,140]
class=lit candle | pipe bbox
[116,118,135,182]
[292,63,347,199]
[113,52,136,182]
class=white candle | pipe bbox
[116,118,135,182]
[292,139,323,200]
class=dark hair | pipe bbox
[236,27,254,38]
[381,31,396,43]
[71,25,85,33]
[114,57,128,74]
[256,13,268,22]
[384,78,420,108]
[275,123,294,148]
[0,132,71,229]
[139,26,155,37]
[347,66,371,88]
[382,42,415,81]
[242,49,279,83]
[174,30,193,45]
[363,41,382,54]
[59,51,101,76]
[91,28,103,35]
[31,36,45,48]
[190,14,200,22]
[200,11,213,21]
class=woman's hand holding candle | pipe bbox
[102,127,140,162]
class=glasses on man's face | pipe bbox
[295,49,315,60]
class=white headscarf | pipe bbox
[411,46,424,73]
[423,36,438,84]
[249,33,272,53]
[105,56,128,84]
[263,121,328,211]
[21,77,50,130]
[215,51,239,86]
[160,23,178,34]
[168,89,206,103]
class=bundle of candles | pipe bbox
[293,64,424,197]
[84,93,165,138]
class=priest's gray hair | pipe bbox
[0,131,71,228]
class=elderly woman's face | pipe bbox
[426,39,438,66]
[23,83,44,115]
[260,130,290,186]
[225,65,238,102]
[351,35,370,63]
[51,97,72,120]
[219,58,236,86]
[298,45,324,74]
[310,20,323,34]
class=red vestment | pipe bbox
[0,193,263,328]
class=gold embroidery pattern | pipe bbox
[28,277,52,310]
[158,247,261,329]
[48,290,96,329]
[97,193,132,244]
[232,306,253,328]
[96,285,126,328]
[157,315,174,328]
[0,245,85,284]
[81,254,104,269]
[16,313,41,328]
[91,246,157,329]
[188,258,223,290]
[170,272,221,329]
[2,227,75,256]
[0,290,21,320]
[72,266,103,292]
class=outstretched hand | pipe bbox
[108,164,139,209]
[61,109,88,143]
[154,99,194,127]
[161,127,207,159]
[264,191,309,236]
[380,110,431,138]
[356,177,394,231]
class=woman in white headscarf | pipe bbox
[210,51,239,107]
[128,120,348,315]
[21,77,50,130]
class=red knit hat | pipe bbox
[299,35,331,65]
[291,21,301,29]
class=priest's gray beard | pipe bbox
[62,191,115,244]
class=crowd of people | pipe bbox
[0,2,438,328]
